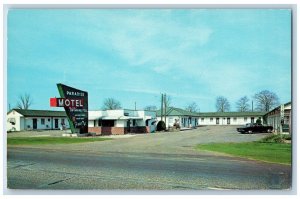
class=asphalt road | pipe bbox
[6,126,292,191]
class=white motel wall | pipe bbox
[198,112,266,126]
[6,109,69,131]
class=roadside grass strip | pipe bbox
[8,137,112,145]
[196,142,291,165]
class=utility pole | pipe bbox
[164,93,167,126]
[161,93,163,122]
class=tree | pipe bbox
[144,105,157,111]
[215,96,230,112]
[102,98,122,110]
[185,102,200,113]
[16,93,33,110]
[236,96,250,112]
[254,90,280,112]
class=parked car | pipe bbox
[237,123,273,134]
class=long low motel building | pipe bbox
[265,102,291,133]
[7,109,69,131]
[156,107,199,129]
[198,112,267,125]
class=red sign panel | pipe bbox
[50,98,84,108]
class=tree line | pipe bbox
[13,89,280,113]
[215,90,280,112]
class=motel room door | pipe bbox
[32,118,37,129]
[127,120,131,133]
[54,119,59,129]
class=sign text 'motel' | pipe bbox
[50,98,84,107]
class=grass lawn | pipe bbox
[7,137,112,146]
[196,142,291,165]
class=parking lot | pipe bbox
[7,125,271,156]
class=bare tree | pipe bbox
[236,96,250,112]
[215,96,230,112]
[254,90,280,112]
[102,98,122,110]
[16,93,33,109]
[144,105,157,111]
[185,102,200,113]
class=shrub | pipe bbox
[260,134,291,143]
[157,121,166,131]
[256,118,262,125]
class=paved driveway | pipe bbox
[8,125,271,155]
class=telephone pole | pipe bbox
[161,94,163,122]
[164,93,167,125]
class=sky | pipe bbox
[6,9,291,112]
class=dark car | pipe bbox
[237,123,273,134]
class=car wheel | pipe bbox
[248,130,253,134]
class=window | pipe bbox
[48,118,51,122]
[133,119,136,126]
[61,119,65,125]
[102,120,115,127]
[41,118,45,125]
[233,117,237,122]
[210,118,213,122]
[251,117,254,123]
[244,117,247,122]
[201,118,204,122]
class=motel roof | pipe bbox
[8,109,67,117]
[156,107,200,117]
[198,112,267,117]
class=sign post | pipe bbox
[50,83,88,134]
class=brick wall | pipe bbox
[88,126,151,135]
[88,127,125,135]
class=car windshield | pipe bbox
[245,123,252,127]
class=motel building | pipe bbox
[264,102,291,133]
[198,112,266,126]
[88,109,157,135]
[156,107,199,129]
[7,109,69,131]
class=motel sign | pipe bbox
[50,84,88,134]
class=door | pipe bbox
[55,119,59,129]
[227,118,230,125]
[216,118,219,125]
[127,120,131,133]
[251,117,255,123]
[33,118,37,129]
